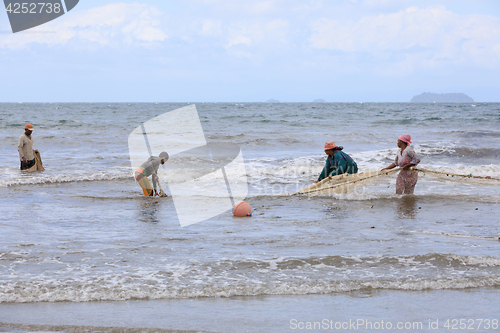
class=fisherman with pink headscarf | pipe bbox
[381,134,421,194]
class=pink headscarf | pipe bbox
[398,134,412,145]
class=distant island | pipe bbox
[312,99,326,103]
[266,99,280,103]
[411,92,474,103]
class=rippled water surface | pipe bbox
[0,103,499,332]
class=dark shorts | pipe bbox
[20,159,36,170]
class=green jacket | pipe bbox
[318,150,358,181]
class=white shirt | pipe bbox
[18,133,34,161]
[394,146,420,167]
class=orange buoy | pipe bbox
[233,201,252,217]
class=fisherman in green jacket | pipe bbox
[316,141,358,183]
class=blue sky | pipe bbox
[1,0,499,102]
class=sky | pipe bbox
[0,0,499,102]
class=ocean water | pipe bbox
[0,103,499,332]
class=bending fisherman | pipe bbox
[135,152,169,196]
[316,141,358,183]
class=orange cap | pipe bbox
[324,141,337,150]
[25,124,34,131]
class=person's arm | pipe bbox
[381,163,396,172]
[382,150,400,172]
[328,157,348,177]
[18,137,27,163]
[151,158,162,194]
[152,173,158,189]
[151,165,159,192]
[315,157,333,183]
[402,149,420,170]
[316,165,330,182]
[143,157,159,194]
[18,147,27,163]
[151,173,159,196]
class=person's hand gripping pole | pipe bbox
[153,172,168,197]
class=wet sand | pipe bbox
[1,288,500,332]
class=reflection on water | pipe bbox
[138,199,162,223]
[396,195,418,219]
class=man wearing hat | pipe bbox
[18,124,38,170]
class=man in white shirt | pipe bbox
[18,123,38,170]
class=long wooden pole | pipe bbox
[289,168,400,196]
[287,166,499,197]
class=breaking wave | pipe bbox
[1,254,499,303]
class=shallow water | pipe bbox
[0,103,499,331]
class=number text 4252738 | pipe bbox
[5,2,62,14]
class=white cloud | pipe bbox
[188,0,279,15]
[249,1,277,15]
[221,18,291,58]
[309,5,500,69]
[2,0,499,74]
[0,3,168,49]
[224,24,258,49]
[200,20,222,36]
[266,19,288,31]
[226,34,253,48]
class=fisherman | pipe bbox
[18,124,38,170]
[135,152,169,196]
[381,134,421,194]
[315,141,358,183]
